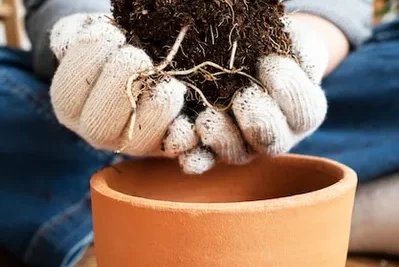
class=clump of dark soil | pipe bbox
[111,0,295,113]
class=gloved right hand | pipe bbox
[50,13,199,157]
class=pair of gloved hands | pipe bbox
[49,13,328,174]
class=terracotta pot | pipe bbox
[90,154,357,267]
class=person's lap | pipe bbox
[0,19,398,266]
[295,19,399,254]
[292,19,399,182]
[0,47,119,266]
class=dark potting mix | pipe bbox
[111,0,296,115]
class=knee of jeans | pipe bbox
[0,48,33,70]
[0,60,114,163]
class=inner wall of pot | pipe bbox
[105,158,342,203]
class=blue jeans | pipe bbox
[0,48,121,266]
[293,19,399,182]
[1,19,399,266]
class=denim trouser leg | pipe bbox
[0,47,118,267]
[293,19,399,183]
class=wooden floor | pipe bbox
[1,247,399,267]
[76,247,399,267]
[347,258,399,267]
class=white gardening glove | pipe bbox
[50,13,199,157]
[180,17,329,174]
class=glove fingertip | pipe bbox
[50,13,91,59]
[163,115,199,158]
[179,147,215,175]
[281,17,329,84]
[50,13,125,61]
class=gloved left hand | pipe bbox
[178,17,329,174]
[49,13,198,158]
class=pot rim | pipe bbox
[91,154,357,213]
